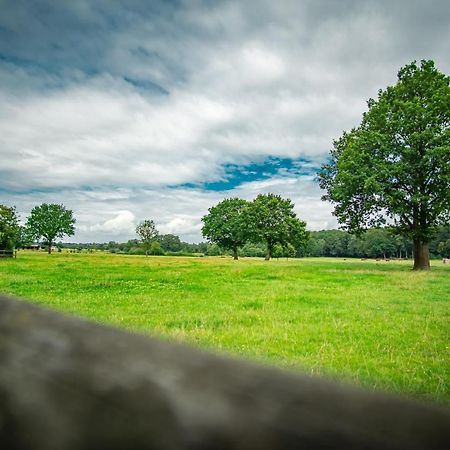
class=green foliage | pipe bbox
[430,226,450,258]
[206,243,222,256]
[284,243,297,259]
[72,236,207,255]
[247,193,309,260]
[272,243,284,259]
[319,60,450,269]
[157,234,182,252]
[239,242,266,257]
[136,220,158,256]
[149,240,164,255]
[55,225,450,260]
[202,198,250,259]
[25,203,75,253]
[358,229,397,259]
[202,195,309,260]
[0,205,21,250]
[306,228,413,259]
[1,253,449,404]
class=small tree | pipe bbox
[319,60,450,270]
[247,194,309,260]
[26,204,75,254]
[136,220,158,256]
[202,198,250,260]
[0,205,21,250]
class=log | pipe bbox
[0,295,448,449]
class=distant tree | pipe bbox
[136,220,158,256]
[437,239,450,258]
[196,242,208,254]
[393,235,410,259]
[284,243,297,259]
[429,225,450,258]
[306,237,326,257]
[0,205,21,250]
[248,194,309,260]
[323,230,347,257]
[359,229,397,259]
[26,203,75,254]
[346,234,359,257]
[148,240,164,256]
[202,198,250,260]
[239,242,266,258]
[158,234,183,252]
[206,243,221,256]
[319,60,450,270]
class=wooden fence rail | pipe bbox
[0,295,448,450]
[0,249,16,258]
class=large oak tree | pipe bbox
[319,60,450,270]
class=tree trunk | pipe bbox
[265,246,272,261]
[233,248,238,260]
[413,240,430,270]
[48,241,52,254]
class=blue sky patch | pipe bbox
[177,157,320,192]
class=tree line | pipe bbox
[305,227,450,259]
[0,203,75,254]
[54,226,450,260]
[2,201,449,260]
[58,236,209,256]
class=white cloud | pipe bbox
[159,217,203,237]
[89,210,136,236]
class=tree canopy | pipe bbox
[0,205,21,250]
[319,60,450,270]
[247,194,309,260]
[136,220,159,256]
[26,204,76,254]
[201,198,250,260]
[202,195,308,260]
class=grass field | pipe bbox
[1,251,449,404]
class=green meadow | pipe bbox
[1,252,449,404]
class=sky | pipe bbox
[1,0,449,243]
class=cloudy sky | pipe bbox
[1,0,449,243]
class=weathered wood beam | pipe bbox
[0,295,448,449]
